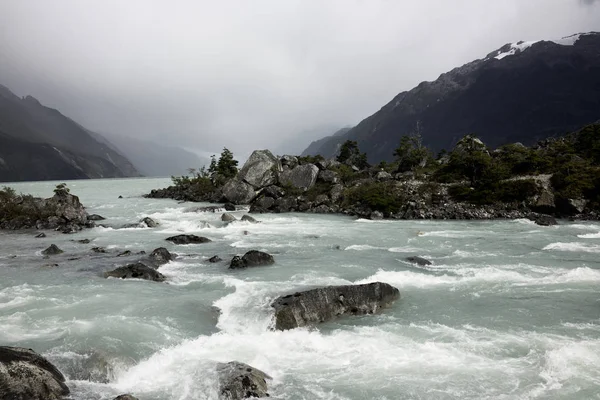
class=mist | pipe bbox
[1,0,599,157]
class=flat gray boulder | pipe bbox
[165,234,211,244]
[272,282,400,330]
[0,346,70,400]
[222,180,257,205]
[278,164,319,190]
[238,150,281,189]
[217,361,270,399]
[104,263,166,282]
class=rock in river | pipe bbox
[148,247,173,266]
[42,244,63,255]
[104,263,166,282]
[272,282,400,330]
[405,256,432,266]
[0,346,70,400]
[165,234,212,244]
[229,250,275,269]
[217,361,271,399]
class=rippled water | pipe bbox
[1,177,600,400]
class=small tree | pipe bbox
[208,155,217,176]
[337,140,369,169]
[394,122,432,173]
[216,147,238,179]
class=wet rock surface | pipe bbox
[272,282,400,330]
[104,263,166,282]
[229,250,275,269]
[217,361,270,399]
[0,346,70,400]
[165,234,212,244]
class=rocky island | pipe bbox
[147,124,600,223]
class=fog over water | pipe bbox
[1,1,600,156]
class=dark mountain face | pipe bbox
[302,32,600,162]
[301,127,352,157]
[0,85,140,182]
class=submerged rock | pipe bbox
[241,215,258,223]
[87,214,105,221]
[42,244,63,255]
[113,395,139,400]
[140,217,158,228]
[217,361,270,399]
[117,250,132,257]
[221,212,237,222]
[104,263,166,282]
[272,282,400,330]
[0,346,70,400]
[165,234,212,244]
[208,255,222,263]
[35,232,46,238]
[76,239,91,244]
[405,256,432,266]
[224,203,236,211]
[229,250,275,269]
[91,246,106,253]
[532,214,558,226]
[148,247,173,266]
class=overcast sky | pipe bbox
[1,0,599,157]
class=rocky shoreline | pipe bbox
[147,148,599,223]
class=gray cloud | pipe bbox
[1,0,599,157]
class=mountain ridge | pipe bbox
[301,32,600,162]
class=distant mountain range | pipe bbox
[302,32,600,162]
[0,84,206,182]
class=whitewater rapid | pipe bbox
[1,177,599,399]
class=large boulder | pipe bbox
[532,214,558,226]
[318,169,339,184]
[272,282,400,330]
[104,263,166,282]
[217,361,270,399]
[140,217,158,228]
[0,346,70,400]
[278,164,319,191]
[238,150,282,189]
[280,155,299,169]
[229,250,275,269]
[165,234,212,244]
[222,180,257,205]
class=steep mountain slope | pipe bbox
[303,32,600,162]
[0,85,140,182]
[100,133,209,177]
[301,127,352,157]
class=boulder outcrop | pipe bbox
[217,361,270,399]
[237,150,281,189]
[272,282,400,330]
[221,212,237,222]
[222,180,257,205]
[278,164,319,190]
[148,247,173,266]
[0,346,70,400]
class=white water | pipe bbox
[1,177,600,399]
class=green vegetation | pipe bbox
[337,140,369,169]
[0,184,67,222]
[343,182,406,215]
[170,147,239,196]
[393,129,433,173]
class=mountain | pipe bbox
[100,133,209,177]
[272,125,347,156]
[0,84,141,182]
[302,32,600,162]
[301,127,352,157]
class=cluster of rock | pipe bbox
[0,189,93,232]
[147,149,597,222]
[0,346,272,400]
